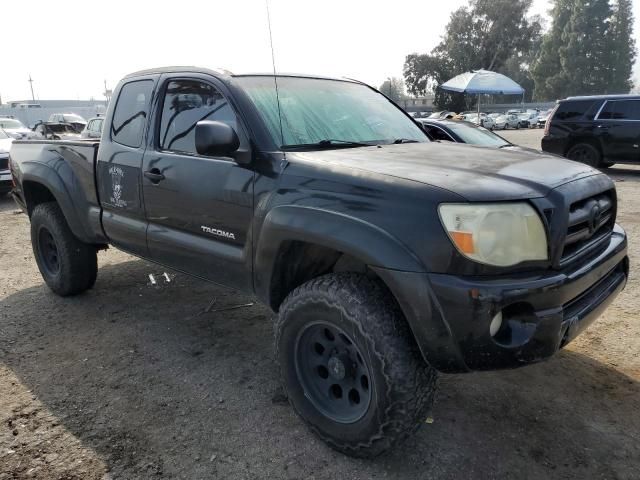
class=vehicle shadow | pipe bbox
[1,259,638,479]
[602,164,640,182]
[0,192,17,213]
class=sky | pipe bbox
[1,0,638,101]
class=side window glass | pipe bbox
[428,126,452,141]
[555,100,593,120]
[614,100,640,120]
[87,120,94,132]
[111,80,154,148]
[159,79,237,155]
[598,101,640,120]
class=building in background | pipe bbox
[397,95,435,113]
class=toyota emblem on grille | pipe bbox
[588,204,602,233]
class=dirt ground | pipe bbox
[1,128,638,479]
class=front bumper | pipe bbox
[541,135,565,156]
[374,225,628,373]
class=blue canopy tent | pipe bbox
[439,69,525,118]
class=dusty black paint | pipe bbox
[9,67,629,372]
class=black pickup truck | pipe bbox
[9,67,628,457]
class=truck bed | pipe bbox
[10,139,105,244]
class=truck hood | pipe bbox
[288,142,601,201]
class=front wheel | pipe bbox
[275,273,438,458]
[31,202,98,296]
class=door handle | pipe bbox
[144,168,165,183]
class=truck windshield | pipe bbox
[235,76,428,149]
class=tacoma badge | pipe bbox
[201,226,236,240]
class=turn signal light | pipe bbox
[450,231,475,254]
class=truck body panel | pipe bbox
[9,67,628,373]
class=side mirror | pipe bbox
[195,120,240,157]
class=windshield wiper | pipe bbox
[281,139,372,150]
[392,138,420,144]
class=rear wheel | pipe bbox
[566,143,601,167]
[31,202,98,296]
[275,273,438,458]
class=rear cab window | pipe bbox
[111,80,154,148]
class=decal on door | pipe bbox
[109,166,127,208]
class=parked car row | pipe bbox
[421,109,547,131]
[0,113,104,142]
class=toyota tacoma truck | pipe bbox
[9,67,629,458]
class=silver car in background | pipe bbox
[0,117,33,139]
[0,129,13,194]
[80,116,105,139]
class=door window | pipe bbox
[111,80,154,148]
[159,79,237,155]
[425,125,454,142]
[554,100,596,120]
[598,100,640,120]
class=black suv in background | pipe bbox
[541,94,640,168]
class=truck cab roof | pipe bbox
[124,66,359,84]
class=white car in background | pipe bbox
[489,113,506,130]
[496,113,521,129]
[464,113,495,130]
[518,112,539,128]
[0,117,32,139]
[0,129,13,194]
[537,108,554,128]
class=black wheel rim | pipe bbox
[568,146,595,164]
[294,322,372,424]
[38,226,60,276]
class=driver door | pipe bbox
[142,74,254,291]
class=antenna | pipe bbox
[28,74,35,102]
[265,0,285,148]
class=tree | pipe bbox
[532,0,636,100]
[378,77,405,103]
[404,0,541,110]
[608,0,637,93]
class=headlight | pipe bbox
[438,203,548,266]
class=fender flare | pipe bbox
[21,161,94,243]
[253,205,464,371]
[254,205,425,302]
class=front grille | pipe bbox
[0,156,8,170]
[561,190,615,265]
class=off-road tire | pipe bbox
[275,273,438,458]
[31,202,98,296]
[566,142,601,168]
